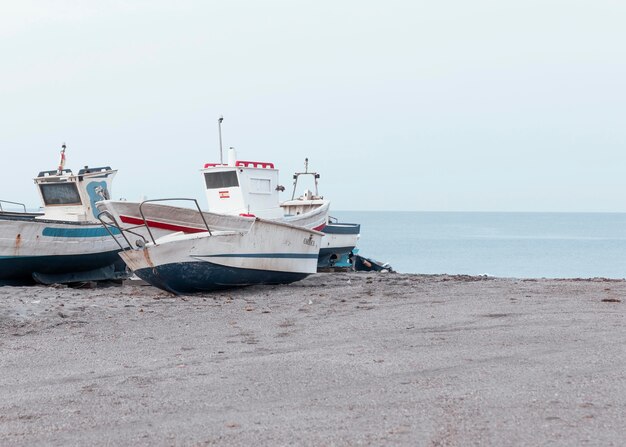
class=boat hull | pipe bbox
[97,200,359,271]
[318,222,360,268]
[0,214,125,284]
[280,200,330,231]
[119,218,322,294]
[132,260,310,294]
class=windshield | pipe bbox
[39,183,82,206]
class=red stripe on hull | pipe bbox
[121,215,326,234]
[120,215,206,234]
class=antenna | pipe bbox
[57,143,67,174]
[291,157,320,199]
[218,115,224,165]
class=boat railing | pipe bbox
[291,158,320,200]
[97,210,148,251]
[0,200,27,213]
[139,198,212,244]
[37,169,72,177]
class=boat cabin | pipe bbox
[34,166,116,222]
[201,148,284,219]
[281,158,326,216]
[201,149,330,219]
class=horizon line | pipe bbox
[334,210,626,214]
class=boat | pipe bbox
[283,158,361,269]
[202,117,359,268]
[0,146,127,285]
[201,140,359,268]
[201,147,329,230]
[98,118,358,278]
[99,200,323,294]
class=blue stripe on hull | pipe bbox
[318,246,356,268]
[42,227,120,237]
[323,223,360,235]
[134,261,310,294]
[0,250,124,285]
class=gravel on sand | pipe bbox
[1,273,625,446]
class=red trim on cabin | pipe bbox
[239,213,256,217]
[119,215,206,234]
[203,161,275,169]
[235,160,275,169]
[313,223,326,231]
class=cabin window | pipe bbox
[39,183,82,205]
[204,171,239,189]
[250,178,271,194]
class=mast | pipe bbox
[218,115,224,165]
[291,158,320,199]
[57,143,66,174]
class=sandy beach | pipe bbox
[0,273,624,446]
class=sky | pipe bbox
[1,0,625,212]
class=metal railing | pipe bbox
[97,210,148,252]
[97,198,212,248]
[138,198,211,244]
[0,200,27,212]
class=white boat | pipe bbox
[201,148,359,268]
[99,201,323,294]
[201,148,329,230]
[283,158,361,268]
[0,149,126,285]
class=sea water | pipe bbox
[331,211,626,278]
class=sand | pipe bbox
[0,273,624,446]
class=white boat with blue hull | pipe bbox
[99,200,323,295]
[0,155,127,285]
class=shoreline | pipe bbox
[1,273,624,445]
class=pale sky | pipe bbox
[1,0,625,212]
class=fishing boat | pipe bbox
[201,147,329,230]
[0,146,127,285]
[284,158,360,269]
[201,139,359,268]
[98,117,357,277]
[98,199,323,294]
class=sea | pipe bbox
[331,211,626,279]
